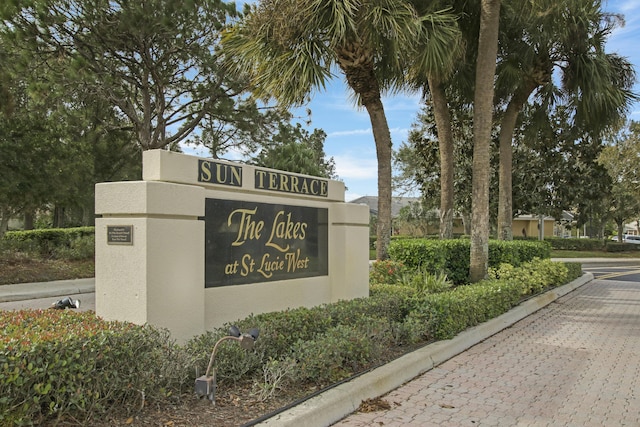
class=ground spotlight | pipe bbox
[51,296,81,310]
[195,325,259,403]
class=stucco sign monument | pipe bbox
[95,150,369,342]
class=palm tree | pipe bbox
[406,1,463,239]
[495,0,637,240]
[469,0,501,282]
[223,0,458,260]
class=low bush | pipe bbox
[410,280,523,340]
[605,242,639,252]
[489,258,568,295]
[545,237,605,251]
[369,260,406,285]
[564,262,583,281]
[388,238,551,284]
[397,267,453,296]
[2,227,95,259]
[0,310,189,426]
[292,324,377,384]
[411,259,574,340]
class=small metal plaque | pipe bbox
[107,225,133,245]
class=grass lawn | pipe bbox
[370,248,640,261]
[551,249,640,259]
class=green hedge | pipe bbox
[544,237,605,251]
[2,227,95,258]
[0,310,189,426]
[605,242,640,252]
[409,259,574,339]
[410,279,523,340]
[1,259,583,425]
[388,239,551,284]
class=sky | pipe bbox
[189,0,640,203]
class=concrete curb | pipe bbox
[0,278,95,303]
[257,272,594,427]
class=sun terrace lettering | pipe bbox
[255,169,328,197]
[198,159,242,187]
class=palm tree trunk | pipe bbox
[364,97,393,260]
[428,76,455,239]
[337,46,394,260]
[469,0,501,283]
[497,83,536,240]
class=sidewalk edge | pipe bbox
[0,279,95,303]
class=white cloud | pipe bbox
[333,153,378,180]
[328,128,372,138]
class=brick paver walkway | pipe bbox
[334,279,640,426]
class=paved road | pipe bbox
[583,264,640,282]
[0,292,95,311]
[333,278,640,426]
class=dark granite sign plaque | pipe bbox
[107,225,133,245]
[203,198,328,287]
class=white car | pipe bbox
[611,235,640,244]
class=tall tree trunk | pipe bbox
[0,209,9,239]
[53,206,65,228]
[428,76,455,239]
[469,0,501,283]
[23,211,35,230]
[497,83,535,241]
[364,97,393,260]
[337,48,393,260]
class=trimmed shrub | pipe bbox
[605,242,639,252]
[411,259,575,340]
[369,260,406,285]
[564,262,583,282]
[410,280,522,340]
[292,324,377,384]
[230,307,332,362]
[0,310,188,426]
[546,237,605,251]
[489,258,568,295]
[2,227,95,258]
[387,238,448,273]
[388,238,551,285]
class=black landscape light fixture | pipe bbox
[51,296,80,310]
[195,325,259,403]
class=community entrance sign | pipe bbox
[95,150,369,342]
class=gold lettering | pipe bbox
[310,179,319,195]
[291,175,299,193]
[228,208,264,246]
[216,164,228,184]
[199,161,212,182]
[279,173,289,192]
[257,253,285,279]
[286,249,310,272]
[300,179,309,194]
[240,254,255,276]
[231,166,242,186]
[320,181,328,196]
[255,170,267,189]
[268,172,278,190]
[266,211,290,252]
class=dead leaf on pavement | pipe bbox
[358,397,392,413]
